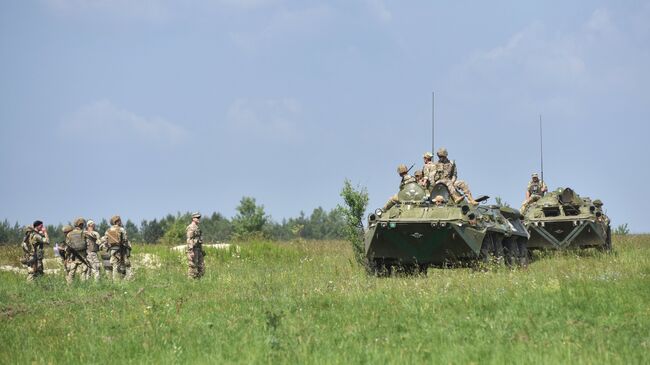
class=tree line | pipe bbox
[0,197,347,245]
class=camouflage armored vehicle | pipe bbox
[365,181,529,274]
[523,187,611,251]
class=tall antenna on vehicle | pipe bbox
[539,114,544,185]
[432,92,435,153]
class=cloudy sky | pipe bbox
[1,1,649,231]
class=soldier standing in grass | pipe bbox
[21,220,49,282]
[186,212,205,279]
[102,215,133,281]
[84,220,102,281]
[65,217,89,284]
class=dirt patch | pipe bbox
[171,243,232,252]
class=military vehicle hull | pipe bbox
[365,182,529,273]
[526,219,611,250]
[523,188,611,251]
[365,220,486,266]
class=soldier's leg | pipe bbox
[26,262,36,282]
[455,180,477,205]
[86,253,101,281]
[197,248,205,278]
[187,246,198,278]
[382,195,399,211]
[66,260,78,284]
[123,255,133,281]
[110,252,121,281]
[442,180,463,203]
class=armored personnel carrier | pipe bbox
[364,182,529,274]
[523,187,611,251]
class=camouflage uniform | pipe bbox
[382,165,416,211]
[65,220,89,284]
[186,213,205,279]
[21,225,49,282]
[102,216,133,281]
[84,223,102,281]
[422,152,435,183]
[520,175,548,213]
[429,148,477,204]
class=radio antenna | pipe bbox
[539,114,544,185]
[432,92,435,152]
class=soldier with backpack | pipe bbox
[20,220,49,282]
[101,215,133,281]
[65,217,90,284]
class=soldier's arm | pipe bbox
[186,226,196,246]
[121,228,131,248]
[451,162,457,182]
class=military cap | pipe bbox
[191,212,201,219]
[62,225,73,234]
[110,215,121,225]
[414,169,423,177]
[423,151,433,159]
[397,164,408,174]
[593,199,603,207]
[436,147,448,157]
[73,217,86,228]
[532,173,539,178]
[87,220,95,226]
[433,195,445,204]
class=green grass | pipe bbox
[1,236,649,364]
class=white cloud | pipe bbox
[228,5,332,51]
[226,98,302,140]
[60,100,188,145]
[364,0,392,23]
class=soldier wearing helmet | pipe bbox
[428,147,477,205]
[433,195,446,206]
[381,164,416,211]
[62,217,89,284]
[520,173,548,213]
[422,152,435,183]
[186,212,205,279]
[84,219,102,281]
[101,215,133,281]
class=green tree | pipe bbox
[339,179,369,265]
[124,219,141,242]
[141,219,164,244]
[232,197,268,240]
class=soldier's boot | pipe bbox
[451,191,464,204]
[465,192,478,206]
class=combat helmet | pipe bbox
[73,217,86,228]
[437,147,448,157]
[397,164,408,174]
[593,199,603,208]
[110,215,122,225]
[62,225,73,234]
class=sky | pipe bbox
[1,1,649,232]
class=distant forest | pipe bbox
[0,197,347,245]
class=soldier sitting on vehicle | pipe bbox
[428,147,478,205]
[381,164,415,212]
[414,170,429,190]
[520,173,548,213]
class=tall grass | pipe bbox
[1,236,649,364]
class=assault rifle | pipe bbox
[66,246,92,269]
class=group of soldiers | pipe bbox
[20,212,206,282]
[383,147,478,211]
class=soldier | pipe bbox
[429,147,478,205]
[186,212,205,279]
[422,152,435,183]
[432,195,446,207]
[84,220,102,281]
[520,173,548,213]
[58,225,73,273]
[381,164,416,211]
[20,220,49,282]
[65,217,89,284]
[414,170,428,189]
[102,215,133,281]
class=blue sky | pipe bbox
[1,1,649,231]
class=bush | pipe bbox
[338,179,369,265]
[614,223,630,236]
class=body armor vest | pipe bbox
[106,226,123,247]
[86,232,100,252]
[67,229,87,251]
[529,182,541,196]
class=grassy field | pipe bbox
[1,235,649,364]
